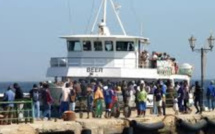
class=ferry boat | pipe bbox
[46,0,193,105]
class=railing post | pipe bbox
[31,99,34,123]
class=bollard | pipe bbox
[130,120,164,134]
[81,129,92,134]
[122,127,133,134]
[63,111,76,121]
[203,117,215,134]
[176,119,207,134]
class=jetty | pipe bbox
[0,108,215,134]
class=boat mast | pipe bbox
[98,0,110,35]
[91,0,126,35]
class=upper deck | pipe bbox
[50,35,149,69]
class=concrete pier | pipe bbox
[0,108,215,134]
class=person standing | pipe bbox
[3,86,15,124]
[42,83,53,120]
[121,81,128,105]
[177,82,184,112]
[137,83,148,117]
[154,84,163,116]
[13,83,24,121]
[69,82,76,112]
[183,81,193,114]
[103,84,113,118]
[160,81,167,115]
[29,84,41,120]
[206,81,215,111]
[151,84,158,115]
[86,84,93,118]
[59,83,71,116]
[94,85,104,118]
[134,84,140,117]
[194,81,202,114]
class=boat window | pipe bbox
[68,41,81,51]
[116,41,134,51]
[83,41,92,51]
[94,41,103,51]
[105,41,113,51]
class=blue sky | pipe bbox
[0,0,214,82]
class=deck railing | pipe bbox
[0,99,34,125]
[50,57,179,76]
[50,57,137,68]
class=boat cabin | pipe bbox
[50,35,148,69]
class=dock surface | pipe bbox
[0,108,215,134]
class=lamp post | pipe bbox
[188,34,215,111]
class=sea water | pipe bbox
[0,80,213,93]
[0,81,38,93]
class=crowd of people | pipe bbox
[1,79,215,123]
[139,51,179,74]
[1,82,53,124]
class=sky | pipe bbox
[0,0,215,82]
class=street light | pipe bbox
[188,33,215,113]
[189,35,197,51]
[208,34,215,50]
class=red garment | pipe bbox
[46,89,53,104]
[109,91,118,109]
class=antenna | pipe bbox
[141,23,143,36]
[103,0,107,25]
[67,0,73,34]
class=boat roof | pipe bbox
[60,34,149,40]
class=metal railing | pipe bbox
[49,57,179,75]
[0,99,34,125]
[50,57,137,68]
